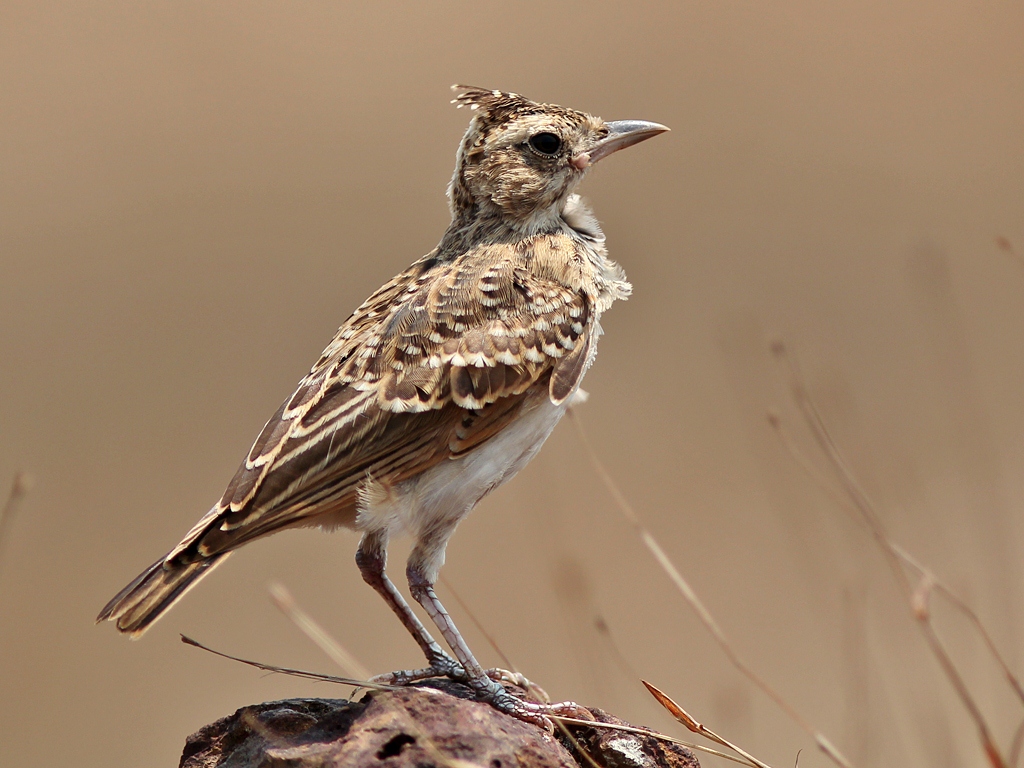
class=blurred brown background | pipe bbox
[2,2,1022,766]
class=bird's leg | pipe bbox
[406,542,589,729]
[354,532,466,684]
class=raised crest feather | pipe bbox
[450,84,523,111]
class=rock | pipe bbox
[179,679,700,768]
[563,707,700,768]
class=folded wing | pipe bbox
[169,235,594,562]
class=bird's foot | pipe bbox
[468,676,593,732]
[370,655,545,693]
[370,656,572,729]
[369,651,469,686]
[480,668,551,703]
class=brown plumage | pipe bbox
[98,86,667,726]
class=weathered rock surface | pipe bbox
[180,679,699,768]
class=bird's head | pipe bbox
[447,86,668,234]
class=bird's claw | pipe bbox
[482,667,551,703]
[469,676,591,731]
[369,651,468,685]
[371,658,582,731]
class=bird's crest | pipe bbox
[449,85,552,128]
[450,85,523,112]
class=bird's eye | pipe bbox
[528,132,562,155]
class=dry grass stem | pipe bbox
[643,680,777,768]
[439,575,519,674]
[568,412,853,768]
[552,718,605,768]
[0,471,33,579]
[771,340,1013,768]
[593,614,647,682]
[770,408,1024,711]
[180,634,396,689]
[438,576,562,707]
[553,715,757,766]
[889,542,1024,707]
[269,581,372,681]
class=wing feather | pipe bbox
[172,234,598,562]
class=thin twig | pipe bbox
[889,542,1024,707]
[439,575,519,674]
[439,576,559,706]
[180,634,396,690]
[554,718,606,768]
[269,581,372,680]
[771,340,1009,768]
[771,408,1024,712]
[643,681,775,768]
[554,715,758,766]
[569,411,853,768]
[593,614,646,683]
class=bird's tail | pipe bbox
[96,552,230,638]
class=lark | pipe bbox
[98,86,667,725]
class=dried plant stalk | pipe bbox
[269,581,372,681]
[439,575,519,674]
[770,403,1024,713]
[771,340,1011,768]
[642,681,775,768]
[180,633,393,689]
[569,412,854,768]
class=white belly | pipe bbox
[356,393,568,581]
[412,395,567,523]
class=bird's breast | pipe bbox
[356,390,569,540]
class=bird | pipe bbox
[98,85,668,725]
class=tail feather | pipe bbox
[96,553,230,637]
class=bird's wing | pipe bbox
[170,235,595,561]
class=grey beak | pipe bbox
[585,120,670,165]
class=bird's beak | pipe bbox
[571,120,670,169]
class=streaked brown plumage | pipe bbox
[98,86,667,725]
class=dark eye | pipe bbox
[528,132,561,155]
